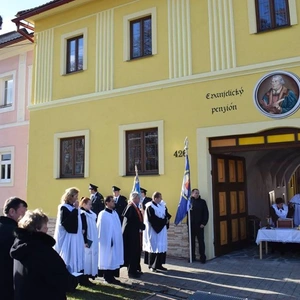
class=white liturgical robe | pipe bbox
[97,208,123,270]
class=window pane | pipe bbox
[274,0,288,26]
[143,18,152,56]
[61,140,74,175]
[144,131,158,171]
[7,164,11,179]
[74,137,84,175]
[1,165,5,179]
[78,37,84,71]
[68,40,76,72]
[258,0,272,30]
[4,80,13,105]
[2,154,11,161]
[132,21,141,58]
[127,132,142,172]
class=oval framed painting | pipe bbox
[253,71,300,119]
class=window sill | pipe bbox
[256,24,291,34]
[127,54,154,62]
[0,104,12,109]
[62,69,85,76]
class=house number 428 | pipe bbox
[173,150,186,158]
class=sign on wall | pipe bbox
[253,71,300,119]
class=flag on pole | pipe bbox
[131,165,141,195]
[174,139,191,225]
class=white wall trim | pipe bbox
[0,121,29,130]
[123,7,157,61]
[118,120,164,176]
[0,70,16,114]
[53,129,90,178]
[29,55,300,111]
[60,28,88,76]
[0,146,14,187]
[17,53,27,122]
[289,0,298,25]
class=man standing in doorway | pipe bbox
[0,197,27,300]
[89,183,104,217]
[189,189,209,263]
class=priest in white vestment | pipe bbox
[143,192,171,272]
[97,195,124,284]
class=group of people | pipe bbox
[0,184,209,299]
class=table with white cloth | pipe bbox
[256,227,300,259]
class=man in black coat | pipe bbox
[122,192,145,278]
[0,197,27,300]
[140,187,152,211]
[189,189,209,263]
[89,183,104,217]
[112,186,127,222]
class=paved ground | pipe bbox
[117,246,300,300]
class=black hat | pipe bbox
[112,185,121,192]
[89,183,98,190]
[140,187,147,193]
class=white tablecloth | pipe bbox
[256,228,300,244]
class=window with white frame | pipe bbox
[60,28,87,75]
[0,76,14,108]
[119,120,164,176]
[123,8,157,61]
[0,147,14,185]
[54,130,90,179]
[247,0,297,34]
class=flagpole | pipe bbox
[184,138,193,264]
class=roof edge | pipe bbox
[12,0,75,23]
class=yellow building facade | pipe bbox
[19,0,300,259]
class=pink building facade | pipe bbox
[0,31,33,210]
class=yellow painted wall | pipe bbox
[28,62,300,217]
[27,0,300,237]
[234,0,300,66]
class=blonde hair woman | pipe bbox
[11,209,77,300]
[54,187,85,275]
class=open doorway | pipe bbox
[209,128,300,256]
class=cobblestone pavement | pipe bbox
[117,246,300,300]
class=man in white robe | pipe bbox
[97,195,123,284]
[143,192,171,272]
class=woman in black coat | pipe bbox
[10,209,77,300]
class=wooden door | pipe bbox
[212,155,248,256]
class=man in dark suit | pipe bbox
[0,197,27,300]
[140,187,152,211]
[89,183,104,217]
[189,188,209,263]
[112,186,127,222]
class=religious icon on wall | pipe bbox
[253,71,300,119]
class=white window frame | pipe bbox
[247,0,298,34]
[60,28,88,75]
[53,130,90,178]
[119,120,164,176]
[0,71,16,113]
[123,7,157,61]
[0,146,14,186]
